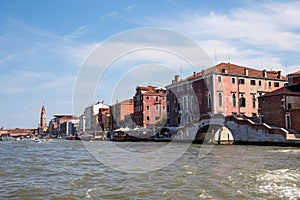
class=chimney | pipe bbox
[262,70,267,78]
[277,71,281,79]
[244,69,248,76]
[174,75,180,83]
[193,71,196,77]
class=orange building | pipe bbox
[110,99,134,130]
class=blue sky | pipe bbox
[1,0,300,128]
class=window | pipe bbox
[268,81,272,87]
[183,96,188,110]
[274,82,279,87]
[162,97,165,101]
[146,116,150,121]
[191,96,194,109]
[250,80,256,85]
[218,76,222,82]
[208,93,212,107]
[155,97,159,102]
[232,77,236,84]
[155,104,159,111]
[162,106,165,111]
[239,79,245,84]
[288,103,292,110]
[258,80,262,86]
[218,93,222,106]
[177,116,181,124]
[146,105,150,111]
[232,93,236,107]
[252,113,257,117]
[285,114,291,129]
[167,105,169,112]
[146,96,150,100]
[240,96,246,107]
[252,95,256,108]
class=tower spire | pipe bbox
[39,103,47,135]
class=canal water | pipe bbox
[0,140,299,200]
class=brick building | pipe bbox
[133,86,166,128]
[166,63,287,127]
[110,99,134,130]
[258,71,300,133]
[49,115,79,137]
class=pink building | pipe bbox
[133,86,166,128]
[166,63,287,127]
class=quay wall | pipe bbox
[224,116,300,146]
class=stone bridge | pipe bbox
[173,114,300,146]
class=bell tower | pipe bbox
[38,103,48,135]
[40,104,46,128]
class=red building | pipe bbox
[98,107,110,131]
[258,71,300,133]
[133,86,166,128]
[166,63,287,127]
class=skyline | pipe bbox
[1,0,300,128]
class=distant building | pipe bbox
[49,115,79,137]
[166,63,287,127]
[258,71,300,133]
[98,107,110,132]
[38,104,48,135]
[133,86,166,128]
[78,102,109,135]
[110,99,134,130]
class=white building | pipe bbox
[78,102,110,135]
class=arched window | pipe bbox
[252,95,256,108]
[232,93,236,107]
[218,93,222,106]
[208,93,211,107]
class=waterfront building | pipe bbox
[110,99,134,130]
[98,107,110,132]
[133,86,166,128]
[258,71,300,133]
[49,115,79,138]
[166,63,287,127]
[78,101,109,135]
[0,128,36,138]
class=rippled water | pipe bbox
[0,140,299,199]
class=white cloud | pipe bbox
[148,1,300,74]
[0,70,75,94]
[125,4,135,11]
[63,25,87,40]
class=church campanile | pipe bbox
[38,103,47,135]
[40,104,46,129]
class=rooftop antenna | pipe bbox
[214,49,217,64]
[180,64,182,80]
[228,53,231,63]
[285,59,288,75]
[260,56,263,68]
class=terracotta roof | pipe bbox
[288,71,300,76]
[260,84,300,97]
[181,63,287,82]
